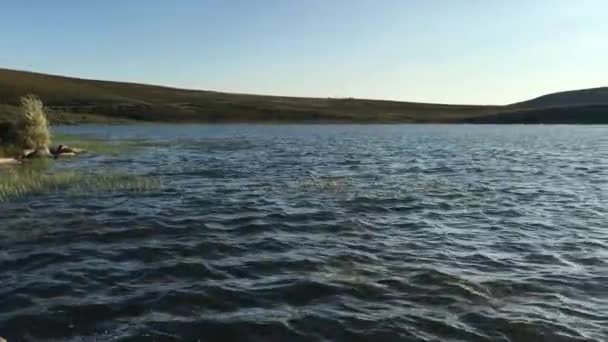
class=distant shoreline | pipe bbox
[1,68,607,125]
[52,119,608,126]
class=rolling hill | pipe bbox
[0,68,606,123]
[466,87,608,124]
[512,87,608,108]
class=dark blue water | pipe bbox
[1,125,607,341]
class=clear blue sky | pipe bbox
[1,0,606,104]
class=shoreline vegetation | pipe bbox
[0,95,158,202]
[0,68,607,125]
[0,95,87,160]
[0,163,160,202]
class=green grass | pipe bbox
[0,131,160,201]
[0,128,159,201]
[0,102,161,201]
[0,166,160,202]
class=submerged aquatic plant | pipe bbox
[0,166,160,202]
[295,175,352,193]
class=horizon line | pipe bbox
[2,66,606,107]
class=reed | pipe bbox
[0,167,160,202]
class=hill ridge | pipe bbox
[1,68,607,123]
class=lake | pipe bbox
[1,124,607,341]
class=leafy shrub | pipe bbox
[15,95,51,150]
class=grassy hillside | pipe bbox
[0,103,134,125]
[473,87,608,123]
[0,68,499,123]
[0,68,606,123]
[463,105,608,124]
[511,87,608,109]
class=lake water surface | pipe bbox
[1,125,607,341]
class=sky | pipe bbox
[0,0,606,104]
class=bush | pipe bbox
[16,95,51,150]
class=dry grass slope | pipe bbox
[1,68,606,123]
[0,68,499,123]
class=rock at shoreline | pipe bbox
[19,145,87,159]
[53,145,86,156]
[0,158,20,165]
[23,147,51,159]
[55,152,77,157]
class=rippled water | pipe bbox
[1,124,607,341]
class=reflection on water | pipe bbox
[1,124,607,341]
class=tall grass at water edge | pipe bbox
[0,166,160,202]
